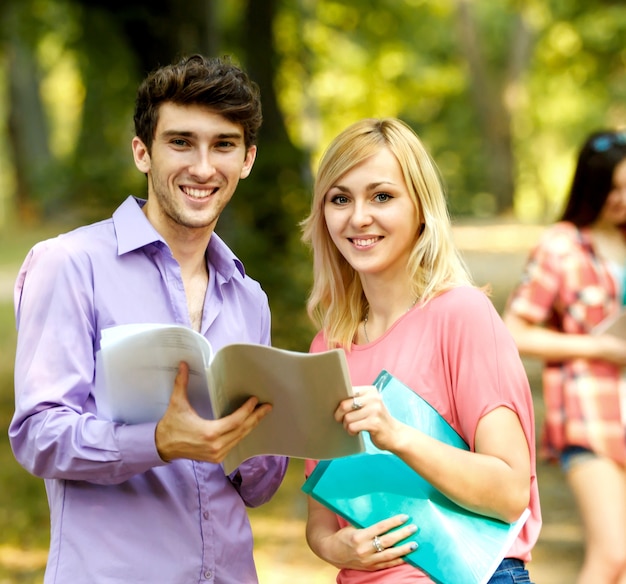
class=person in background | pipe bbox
[504,130,626,583]
[300,117,540,583]
[9,54,288,584]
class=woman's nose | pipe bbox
[350,201,373,227]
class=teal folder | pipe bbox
[302,370,530,584]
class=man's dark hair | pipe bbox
[133,54,262,151]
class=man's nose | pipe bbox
[189,151,217,180]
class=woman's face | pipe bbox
[323,146,420,281]
[599,158,626,226]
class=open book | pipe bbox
[592,309,626,338]
[592,310,626,426]
[302,370,530,584]
[97,323,365,474]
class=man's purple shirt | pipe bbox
[10,196,288,583]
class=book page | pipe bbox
[97,325,365,473]
[591,312,626,425]
[98,324,214,423]
[592,310,626,338]
[206,344,365,474]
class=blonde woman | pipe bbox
[301,118,540,583]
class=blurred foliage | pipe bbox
[1,1,623,573]
[0,0,625,346]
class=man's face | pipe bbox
[132,102,256,236]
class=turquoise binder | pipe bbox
[302,370,529,584]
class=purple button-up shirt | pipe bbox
[9,196,288,584]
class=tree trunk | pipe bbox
[230,0,308,252]
[455,0,534,216]
[3,1,53,222]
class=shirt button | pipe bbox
[204,570,212,579]
[203,511,209,519]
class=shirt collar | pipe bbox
[113,195,245,279]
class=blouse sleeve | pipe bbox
[506,227,567,326]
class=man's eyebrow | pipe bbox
[160,129,194,138]
[160,130,244,140]
[217,132,244,139]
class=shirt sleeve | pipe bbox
[506,228,566,326]
[443,289,535,452]
[228,456,289,507]
[9,239,166,484]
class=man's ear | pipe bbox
[132,136,151,174]
[240,145,257,179]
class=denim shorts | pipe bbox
[487,558,533,583]
[559,445,597,473]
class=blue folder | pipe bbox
[302,370,529,584]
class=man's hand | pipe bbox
[155,361,272,463]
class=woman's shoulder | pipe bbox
[309,330,328,353]
[424,285,494,319]
[534,221,586,256]
[432,285,490,306]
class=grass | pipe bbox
[0,219,584,583]
[0,222,74,582]
[0,298,49,582]
[0,222,322,584]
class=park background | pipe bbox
[0,0,625,582]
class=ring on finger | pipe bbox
[352,397,363,410]
[372,535,384,553]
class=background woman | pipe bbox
[301,118,540,583]
[504,130,626,583]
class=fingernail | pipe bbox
[407,524,418,534]
[409,542,418,551]
[399,514,409,522]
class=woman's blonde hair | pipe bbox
[301,118,474,348]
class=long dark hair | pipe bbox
[560,130,626,226]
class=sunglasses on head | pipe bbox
[590,132,626,153]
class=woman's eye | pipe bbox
[374,193,392,202]
[330,195,349,205]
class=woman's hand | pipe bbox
[308,507,418,571]
[335,386,403,452]
[596,333,626,367]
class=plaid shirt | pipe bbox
[507,221,626,464]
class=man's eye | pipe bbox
[172,139,188,147]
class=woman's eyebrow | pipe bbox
[331,181,396,191]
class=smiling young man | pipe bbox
[10,54,288,584]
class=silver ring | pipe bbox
[352,397,363,410]
[372,535,384,553]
